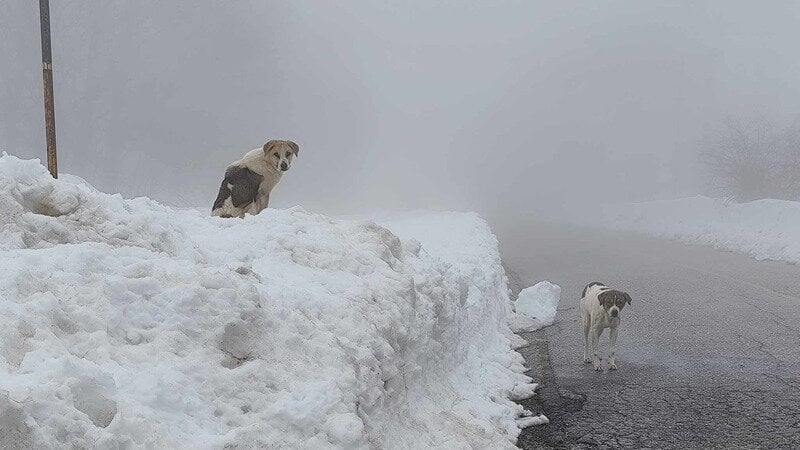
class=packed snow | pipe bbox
[508,281,561,333]
[0,154,540,449]
[510,281,561,332]
[588,196,800,265]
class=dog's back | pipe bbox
[581,281,606,299]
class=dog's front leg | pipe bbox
[591,325,603,371]
[608,325,618,370]
[242,201,259,217]
[248,194,270,216]
[259,194,270,213]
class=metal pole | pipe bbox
[39,0,58,178]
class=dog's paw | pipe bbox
[609,362,617,371]
[593,364,603,371]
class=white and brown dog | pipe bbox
[211,140,299,218]
[580,282,632,371]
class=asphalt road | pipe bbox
[497,221,800,449]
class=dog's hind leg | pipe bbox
[608,325,619,370]
[582,312,591,363]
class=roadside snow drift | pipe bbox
[508,282,561,333]
[595,196,800,264]
[0,154,535,449]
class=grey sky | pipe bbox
[2,1,799,221]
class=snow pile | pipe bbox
[508,282,561,333]
[0,154,536,449]
[594,196,800,264]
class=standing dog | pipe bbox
[211,140,299,218]
[580,282,632,371]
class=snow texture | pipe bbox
[516,414,550,428]
[509,281,561,333]
[593,196,800,264]
[0,154,538,449]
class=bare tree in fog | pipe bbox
[701,118,800,202]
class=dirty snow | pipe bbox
[0,154,539,449]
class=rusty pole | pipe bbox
[39,0,58,178]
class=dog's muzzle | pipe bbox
[280,162,289,171]
[610,309,619,317]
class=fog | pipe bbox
[3,1,800,226]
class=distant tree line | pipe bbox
[701,118,800,202]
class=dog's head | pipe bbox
[598,289,631,318]
[263,140,299,172]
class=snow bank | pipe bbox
[593,196,800,264]
[509,282,561,333]
[0,154,536,449]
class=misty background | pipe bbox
[3,1,800,226]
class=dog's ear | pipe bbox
[598,290,609,305]
[263,140,279,155]
[287,140,299,157]
[623,292,632,305]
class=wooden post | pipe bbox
[39,0,58,178]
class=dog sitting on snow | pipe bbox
[211,140,299,218]
[580,282,632,371]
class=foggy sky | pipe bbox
[3,1,800,223]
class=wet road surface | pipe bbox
[498,221,800,449]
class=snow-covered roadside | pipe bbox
[0,154,537,449]
[585,196,800,264]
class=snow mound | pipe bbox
[0,154,536,448]
[509,281,561,333]
[595,196,800,264]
